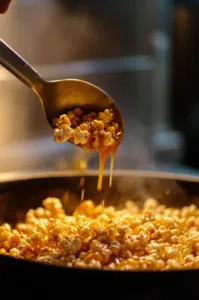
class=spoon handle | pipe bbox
[0,39,44,89]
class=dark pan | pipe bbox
[0,170,199,299]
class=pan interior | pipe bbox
[0,172,198,224]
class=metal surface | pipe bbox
[0,170,199,298]
[0,39,123,136]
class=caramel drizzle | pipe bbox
[97,150,116,191]
[97,131,122,191]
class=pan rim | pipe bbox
[1,252,199,274]
[0,169,199,183]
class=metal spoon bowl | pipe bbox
[0,39,123,138]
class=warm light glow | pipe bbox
[176,7,190,29]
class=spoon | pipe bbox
[0,39,123,136]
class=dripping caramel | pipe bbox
[52,107,123,190]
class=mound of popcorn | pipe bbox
[1,197,199,271]
[52,108,120,150]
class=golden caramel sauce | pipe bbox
[97,151,109,191]
[76,121,123,191]
[53,107,123,191]
[72,116,123,191]
[109,152,115,188]
[81,188,85,201]
[97,132,122,191]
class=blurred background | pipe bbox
[0,0,199,175]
